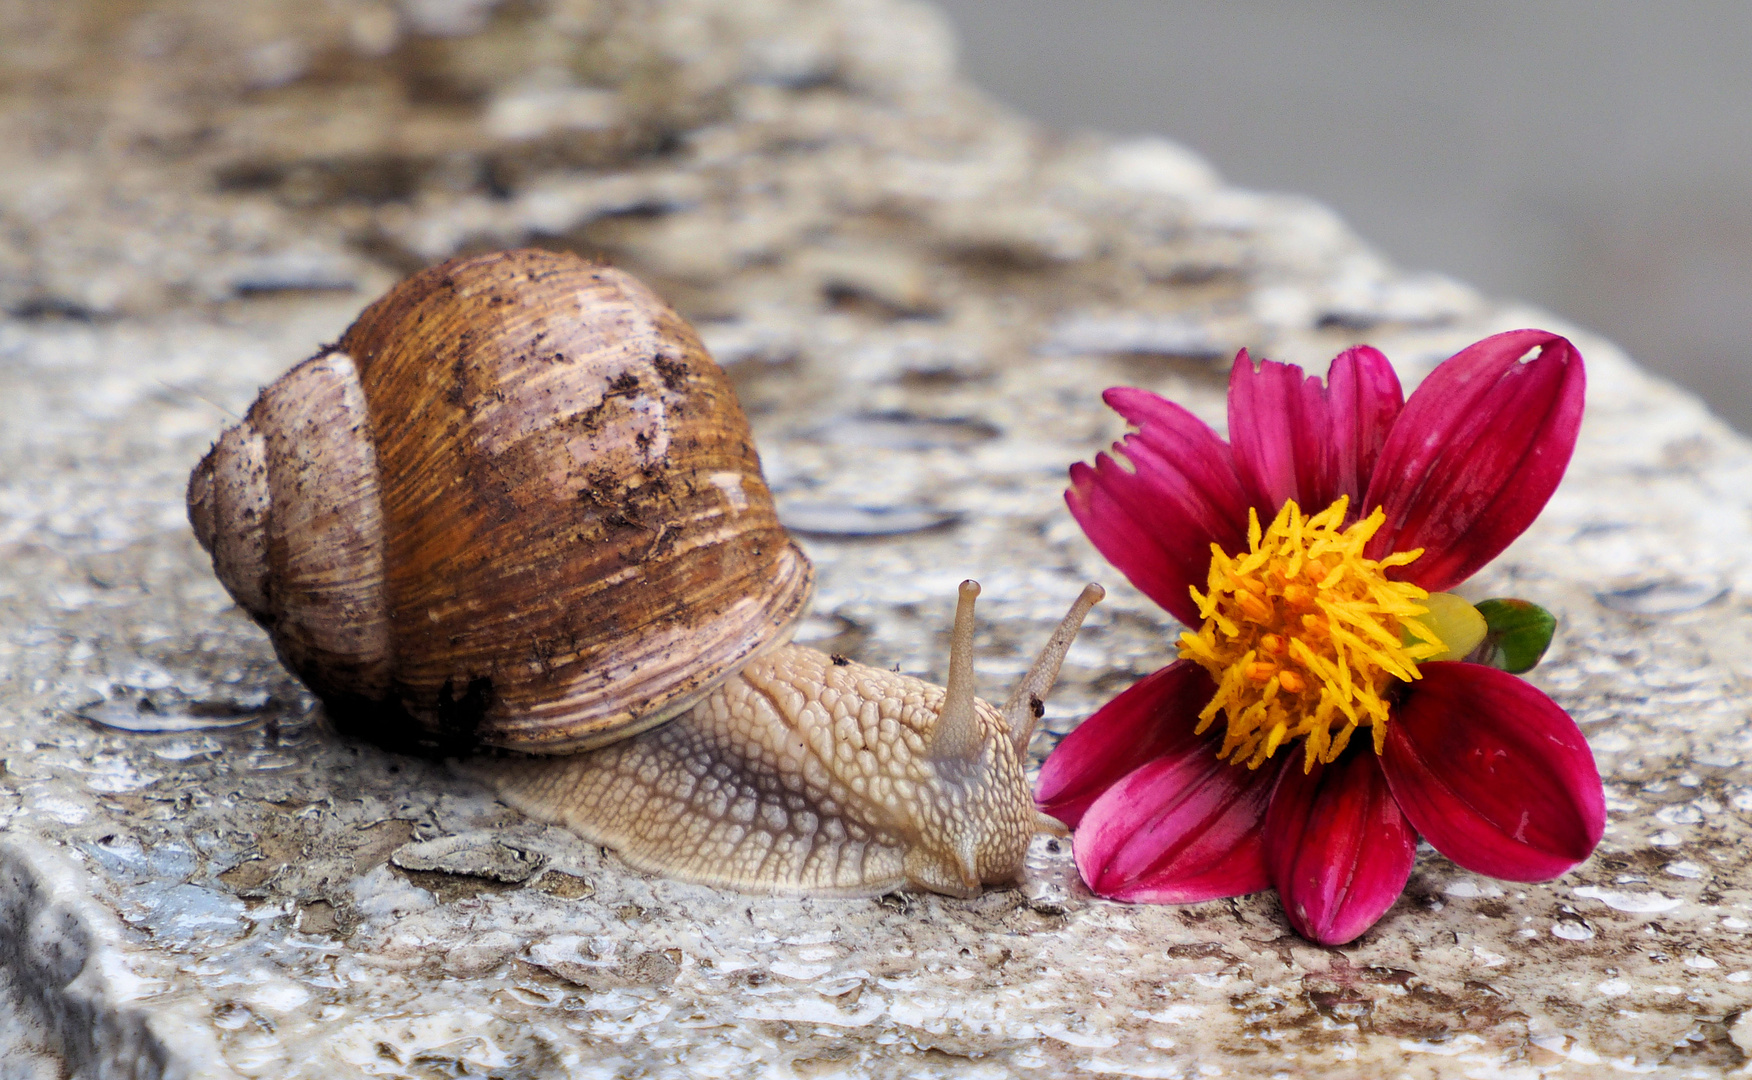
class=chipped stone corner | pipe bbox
[0,837,238,1080]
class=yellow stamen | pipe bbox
[1237,591,1275,624]
[1244,660,1278,683]
[1177,497,1441,771]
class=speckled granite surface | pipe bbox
[2,1,1750,1076]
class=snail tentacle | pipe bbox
[1002,582,1106,755]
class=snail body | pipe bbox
[188,249,1100,897]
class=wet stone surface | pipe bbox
[3,1,1752,1076]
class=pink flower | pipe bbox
[1040,330,1604,945]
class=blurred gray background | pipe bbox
[934,0,1752,432]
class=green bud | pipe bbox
[1470,598,1557,674]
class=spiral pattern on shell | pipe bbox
[188,249,814,754]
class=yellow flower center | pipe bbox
[1177,496,1447,772]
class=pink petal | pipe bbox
[1381,662,1605,882]
[1363,330,1585,591]
[1037,661,1213,829]
[1067,388,1252,626]
[1325,345,1404,510]
[1265,749,1417,946]
[1072,724,1281,904]
[1227,349,1334,515]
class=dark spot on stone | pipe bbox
[1309,988,1375,1025]
[9,297,99,321]
[619,949,682,985]
[792,1046,858,1078]
[393,866,520,903]
[809,411,1000,451]
[1026,895,1067,917]
[1166,942,1234,961]
[1362,966,1417,987]
[219,857,279,894]
[1665,1011,1749,1068]
[1315,311,1378,332]
[534,872,595,900]
[522,957,595,989]
[295,899,344,937]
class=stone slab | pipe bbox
[2,1,1750,1075]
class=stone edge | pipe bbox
[0,836,238,1079]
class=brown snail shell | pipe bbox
[188,249,1102,897]
[189,249,813,755]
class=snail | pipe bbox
[186,248,1103,898]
